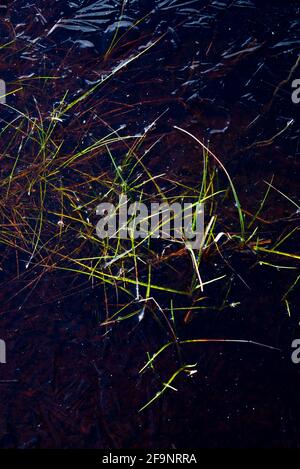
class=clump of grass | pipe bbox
[0,11,299,413]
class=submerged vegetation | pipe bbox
[0,0,299,448]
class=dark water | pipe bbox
[0,0,300,448]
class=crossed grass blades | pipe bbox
[0,11,299,411]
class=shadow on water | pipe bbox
[0,0,300,448]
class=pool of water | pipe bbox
[0,0,300,448]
